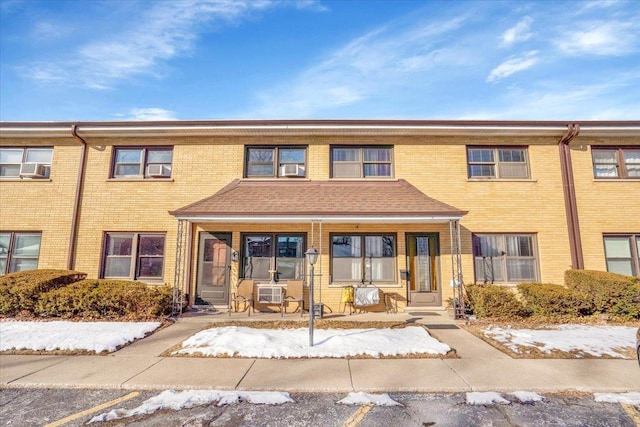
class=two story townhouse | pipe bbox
[1,120,638,315]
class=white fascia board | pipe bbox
[173,215,463,223]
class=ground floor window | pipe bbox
[331,234,396,283]
[603,234,640,276]
[0,232,41,275]
[242,234,305,280]
[102,232,165,280]
[473,233,539,283]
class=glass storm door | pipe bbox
[406,234,441,306]
[196,232,231,305]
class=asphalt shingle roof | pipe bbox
[169,179,466,218]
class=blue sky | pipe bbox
[1,0,639,122]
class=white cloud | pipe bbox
[294,0,329,12]
[555,20,639,56]
[501,16,533,46]
[246,15,469,117]
[486,51,539,83]
[22,0,278,89]
[127,108,178,121]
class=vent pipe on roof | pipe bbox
[558,123,584,270]
[67,125,87,271]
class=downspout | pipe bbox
[558,123,584,270]
[68,125,87,270]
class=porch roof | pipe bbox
[169,179,467,223]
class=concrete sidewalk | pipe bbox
[1,310,639,393]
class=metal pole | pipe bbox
[309,263,315,346]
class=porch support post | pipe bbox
[449,219,465,319]
[172,219,189,317]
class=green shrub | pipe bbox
[36,279,173,320]
[0,269,87,316]
[565,269,640,319]
[517,282,593,317]
[465,284,528,319]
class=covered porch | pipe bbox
[169,179,467,317]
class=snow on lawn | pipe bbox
[337,392,402,406]
[0,320,161,353]
[173,326,451,358]
[594,392,640,406]
[466,392,510,405]
[483,325,636,358]
[89,390,294,423]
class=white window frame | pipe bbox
[0,147,53,179]
[244,146,307,178]
[331,146,394,178]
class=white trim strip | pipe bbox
[172,215,463,223]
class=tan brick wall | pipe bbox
[3,132,638,312]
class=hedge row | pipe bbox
[0,270,173,320]
[0,269,87,315]
[465,269,640,321]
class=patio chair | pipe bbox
[281,280,304,317]
[229,279,254,316]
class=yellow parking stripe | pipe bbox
[44,391,140,427]
[343,404,373,427]
[622,404,640,427]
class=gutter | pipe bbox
[558,123,584,270]
[67,125,87,270]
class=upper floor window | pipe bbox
[242,234,305,280]
[331,234,396,283]
[112,147,173,179]
[245,146,306,178]
[603,234,640,277]
[592,147,640,179]
[473,233,539,283]
[0,232,42,275]
[102,232,165,281]
[0,147,52,179]
[331,146,393,178]
[467,147,530,179]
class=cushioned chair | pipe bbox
[229,279,254,316]
[281,280,304,317]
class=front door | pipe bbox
[196,232,231,306]
[406,234,441,306]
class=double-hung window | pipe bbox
[0,147,53,178]
[0,232,42,275]
[592,147,640,179]
[603,235,640,276]
[245,146,306,178]
[331,234,396,283]
[242,234,305,280]
[467,147,530,179]
[331,146,393,178]
[103,233,165,280]
[473,234,539,283]
[112,147,173,178]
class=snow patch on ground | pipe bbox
[510,391,544,403]
[89,390,294,423]
[174,326,451,358]
[483,325,636,358]
[337,392,402,406]
[466,392,511,405]
[594,392,640,405]
[0,320,161,353]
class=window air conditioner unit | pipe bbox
[281,164,300,177]
[146,164,170,177]
[19,163,47,178]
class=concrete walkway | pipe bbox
[1,310,639,393]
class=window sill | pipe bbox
[330,178,398,181]
[593,178,640,182]
[0,178,52,182]
[107,178,174,182]
[242,177,311,181]
[329,282,403,288]
[467,178,537,182]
